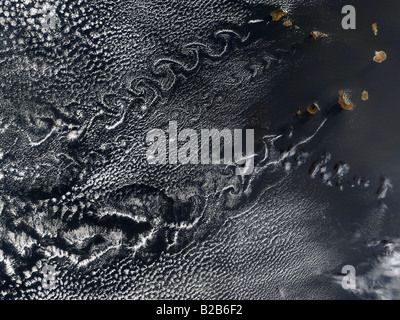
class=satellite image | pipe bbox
[0,0,399,301]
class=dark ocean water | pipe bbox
[0,0,399,300]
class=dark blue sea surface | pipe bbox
[0,0,399,299]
